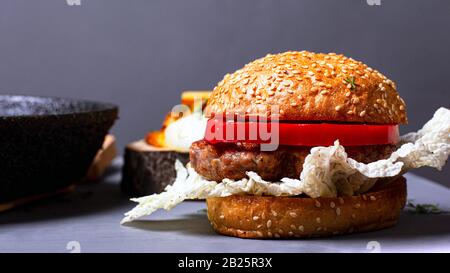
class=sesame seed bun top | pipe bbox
[205,51,407,124]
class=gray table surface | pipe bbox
[0,158,449,253]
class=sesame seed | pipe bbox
[362,195,367,201]
[346,83,352,89]
[253,216,260,221]
[290,224,297,230]
[320,90,329,95]
[359,110,366,117]
[345,92,351,97]
[282,80,293,87]
[289,212,297,218]
[315,200,321,208]
[316,227,322,231]
[256,231,263,237]
[347,110,354,115]
[352,97,360,104]
[257,224,262,229]
[298,225,305,232]
[370,196,377,201]
[335,105,342,111]
[219,215,225,219]
[316,217,321,223]
[278,229,284,234]
[330,201,336,208]
[399,105,405,111]
[267,231,273,237]
[288,231,294,236]
[266,220,272,228]
[336,208,341,216]
[274,233,280,238]
[271,210,277,217]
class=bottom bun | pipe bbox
[206,176,406,239]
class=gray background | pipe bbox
[0,0,449,184]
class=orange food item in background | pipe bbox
[145,112,179,147]
[145,130,166,147]
[181,91,211,111]
[145,91,211,148]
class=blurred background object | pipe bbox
[0,95,117,211]
[86,135,117,181]
[0,0,448,184]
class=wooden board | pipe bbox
[85,135,117,181]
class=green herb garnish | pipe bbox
[406,200,442,214]
[344,76,357,90]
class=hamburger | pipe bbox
[121,51,450,239]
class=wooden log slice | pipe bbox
[121,140,189,197]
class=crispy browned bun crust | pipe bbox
[206,176,407,239]
[205,51,407,124]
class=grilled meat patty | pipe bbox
[189,140,397,181]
